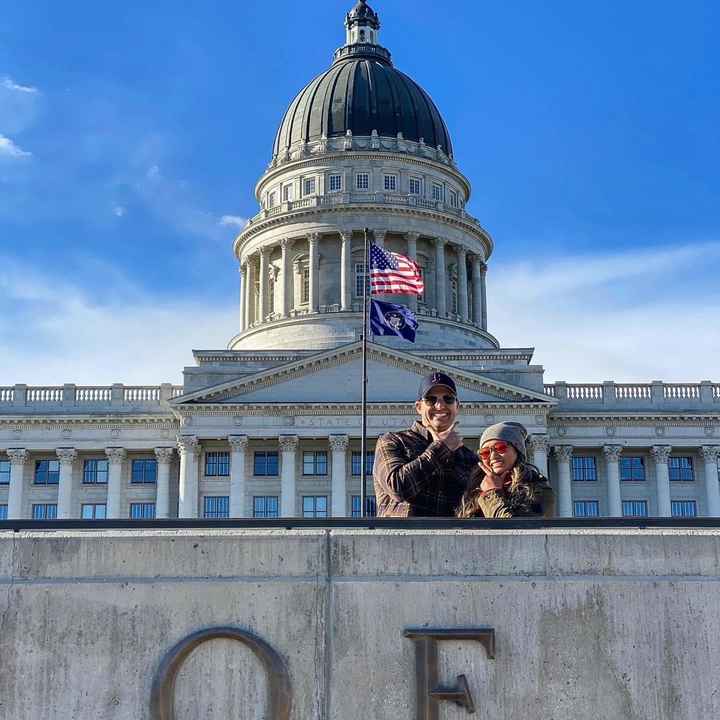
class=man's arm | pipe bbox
[373,432,452,502]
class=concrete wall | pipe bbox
[2,528,720,719]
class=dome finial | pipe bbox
[345,0,381,46]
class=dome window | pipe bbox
[409,177,422,195]
[432,183,444,202]
[449,189,459,208]
[282,184,294,202]
[329,174,343,192]
[356,173,370,191]
[383,174,397,192]
[303,177,317,196]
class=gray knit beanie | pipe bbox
[479,422,528,461]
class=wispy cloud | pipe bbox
[0,75,41,136]
[490,241,720,382]
[1,77,38,94]
[220,215,247,228]
[0,135,31,158]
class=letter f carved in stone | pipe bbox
[404,628,496,719]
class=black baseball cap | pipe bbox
[417,372,458,400]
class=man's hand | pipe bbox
[479,460,506,493]
[429,422,464,451]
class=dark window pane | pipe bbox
[0,460,10,485]
[130,503,156,519]
[351,452,375,476]
[254,452,279,476]
[253,496,279,518]
[351,495,377,518]
[620,457,645,482]
[302,495,328,518]
[573,500,600,517]
[622,500,648,517]
[32,503,57,520]
[669,457,694,482]
[671,500,697,517]
[83,459,109,484]
[204,496,230,519]
[572,457,597,481]
[81,503,107,520]
[205,452,230,477]
[34,460,60,485]
[131,459,157,484]
[0,505,7,520]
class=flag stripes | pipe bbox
[369,244,424,295]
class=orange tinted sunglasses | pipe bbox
[478,441,509,461]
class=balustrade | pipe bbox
[0,388,15,403]
[565,384,604,401]
[75,387,112,403]
[124,387,161,402]
[26,387,63,403]
[664,384,701,400]
[614,384,652,400]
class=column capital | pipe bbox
[228,435,249,452]
[405,231,420,242]
[455,244,467,258]
[552,445,573,461]
[259,246,271,259]
[434,236,446,248]
[339,230,353,242]
[105,447,127,464]
[528,435,548,452]
[651,445,672,464]
[374,229,388,243]
[701,446,720,462]
[329,434,349,452]
[154,447,175,464]
[603,445,623,462]
[177,435,201,457]
[279,435,299,452]
[307,232,320,245]
[280,237,295,250]
[56,448,78,465]
[6,448,28,466]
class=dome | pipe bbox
[272,2,453,159]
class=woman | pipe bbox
[457,421,555,518]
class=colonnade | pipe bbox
[238,230,488,332]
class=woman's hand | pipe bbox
[479,460,506,493]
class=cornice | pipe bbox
[548,413,720,425]
[0,414,177,427]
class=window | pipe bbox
[622,500,648,518]
[384,174,397,191]
[301,266,310,304]
[432,183,444,202]
[131,459,157,484]
[449,189,459,208]
[268,191,277,208]
[282,184,293,202]
[0,460,10,484]
[450,274,458,315]
[671,500,697,517]
[205,451,230,477]
[34,460,60,485]
[620,457,646,482]
[351,495,377,518]
[253,496,279,518]
[303,451,328,476]
[354,262,367,298]
[303,177,316,196]
[303,495,328,518]
[669,457,694,482]
[254,451,279,476]
[130,503,156,520]
[81,503,107,520]
[409,177,422,195]
[0,505,7,520]
[204,496,230,519]
[573,500,600,517]
[32,504,57,520]
[356,173,369,190]
[351,451,374,476]
[572,457,597,481]
[83,459,109,485]
[329,174,342,192]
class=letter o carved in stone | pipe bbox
[150,626,293,720]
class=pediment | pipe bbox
[173,342,556,407]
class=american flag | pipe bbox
[369,244,424,295]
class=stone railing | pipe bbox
[0,383,183,413]
[544,381,720,409]
[245,191,483,230]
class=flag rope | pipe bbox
[360,228,370,517]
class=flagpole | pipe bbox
[360,228,370,518]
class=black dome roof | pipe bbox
[273,53,454,159]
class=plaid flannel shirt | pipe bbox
[373,421,478,517]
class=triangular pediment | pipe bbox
[172,342,556,407]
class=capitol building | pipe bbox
[1,0,718,523]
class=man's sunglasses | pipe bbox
[478,441,510,461]
[422,394,457,406]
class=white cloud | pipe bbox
[0,76,41,135]
[219,215,247,228]
[1,77,38,94]
[489,242,720,382]
[0,135,31,158]
[0,259,237,385]
[113,204,126,217]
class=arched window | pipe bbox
[449,264,458,316]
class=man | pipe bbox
[373,371,479,517]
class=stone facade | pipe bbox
[1,2,718,521]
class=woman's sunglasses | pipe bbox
[478,441,509,461]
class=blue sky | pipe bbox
[1,0,718,384]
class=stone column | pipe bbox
[330,435,349,518]
[552,445,573,517]
[6,449,28,520]
[471,256,483,326]
[479,261,488,330]
[154,447,175,519]
[434,237,447,318]
[244,257,256,328]
[340,231,352,311]
[701,446,720,517]
[603,445,623,518]
[229,435,249,518]
[374,229,387,249]
[56,448,77,519]
[528,436,548,478]
[258,248,270,322]
[280,239,293,317]
[652,445,672,517]
[239,264,247,332]
[178,436,201,519]
[406,232,419,312]
[105,448,127,519]
[308,233,320,313]
[280,435,299,517]
[456,246,469,321]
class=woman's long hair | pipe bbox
[457,459,542,518]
